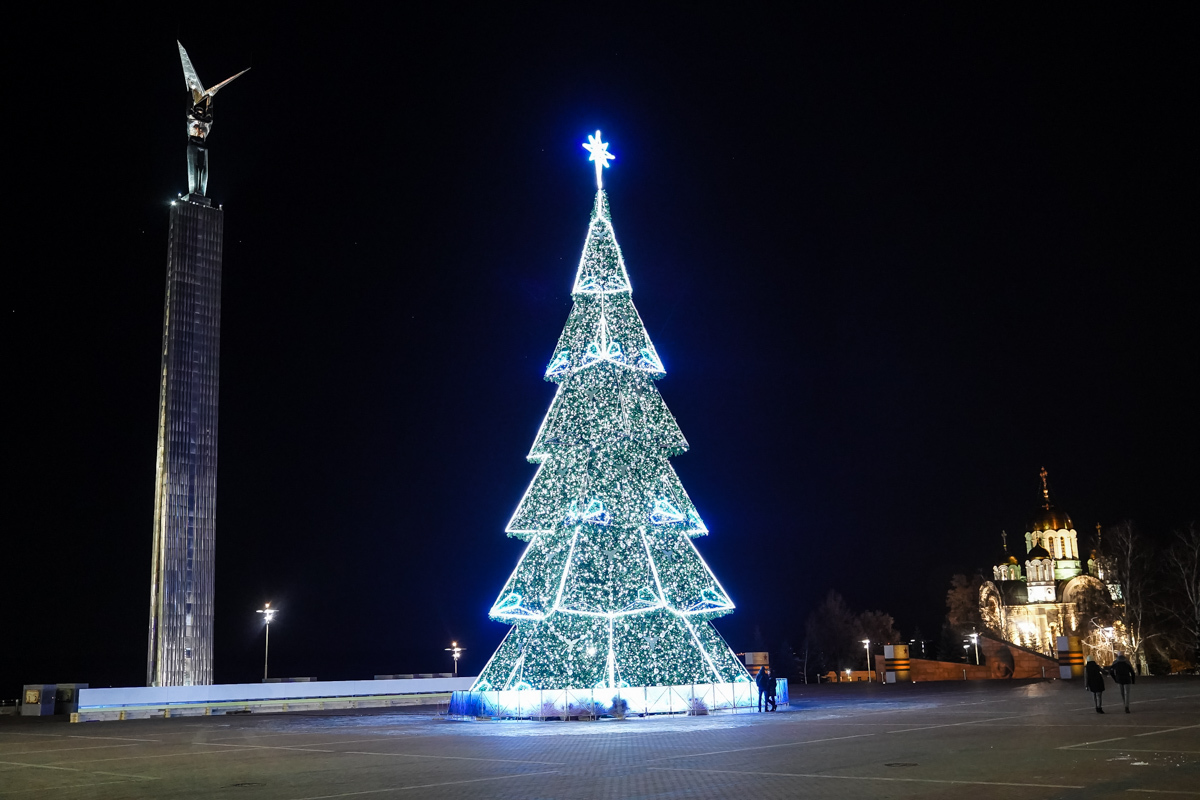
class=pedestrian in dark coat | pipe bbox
[1084,656,1106,713]
[1109,652,1136,713]
[756,666,771,712]
[766,671,778,712]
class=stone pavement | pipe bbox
[1,677,1196,798]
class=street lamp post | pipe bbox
[970,632,979,665]
[256,603,277,682]
[861,639,871,681]
[445,641,465,676]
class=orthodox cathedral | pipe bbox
[979,469,1120,657]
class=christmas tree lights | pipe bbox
[473,133,749,692]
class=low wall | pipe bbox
[873,636,1058,682]
[822,671,875,683]
[990,637,1059,679]
[72,677,477,722]
[79,677,474,709]
[902,657,993,681]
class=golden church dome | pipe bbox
[1030,507,1074,533]
[1029,467,1074,532]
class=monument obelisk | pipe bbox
[146,42,248,686]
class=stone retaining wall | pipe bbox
[873,635,1058,681]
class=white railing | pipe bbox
[79,677,477,710]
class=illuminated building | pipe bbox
[979,468,1116,658]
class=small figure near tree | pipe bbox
[1084,655,1107,713]
[756,665,774,712]
[1108,651,1136,713]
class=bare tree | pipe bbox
[945,573,984,632]
[800,633,811,684]
[1101,521,1156,674]
[858,610,901,646]
[771,640,800,679]
[1074,581,1115,626]
[804,591,860,674]
[1165,522,1200,664]
[806,592,905,677]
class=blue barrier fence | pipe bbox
[449,679,788,719]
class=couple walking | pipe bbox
[1085,652,1136,713]
[756,665,778,712]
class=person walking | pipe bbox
[756,665,771,712]
[1084,655,1106,713]
[766,669,778,712]
[1109,652,1136,713]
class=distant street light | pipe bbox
[861,639,871,681]
[970,632,979,665]
[256,603,277,682]
[445,641,465,676]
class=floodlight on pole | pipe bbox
[256,603,277,682]
[970,632,979,665]
[861,639,871,681]
[445,641,465,676]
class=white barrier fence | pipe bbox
[72,677,477,722]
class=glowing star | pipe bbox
[582,130,615,188]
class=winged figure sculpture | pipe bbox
[178,41,249,196]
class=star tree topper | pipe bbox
[582,130,615,188]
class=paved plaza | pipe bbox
[1,678,1197,798]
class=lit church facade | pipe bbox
[978,469,1118,658]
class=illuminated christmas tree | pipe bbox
[473,133,749,691]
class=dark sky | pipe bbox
[6,5,1195,693]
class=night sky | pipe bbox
[6,5,1195,693]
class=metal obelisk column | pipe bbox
[147,42,247,686]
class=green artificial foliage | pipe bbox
[474,189,749,691]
